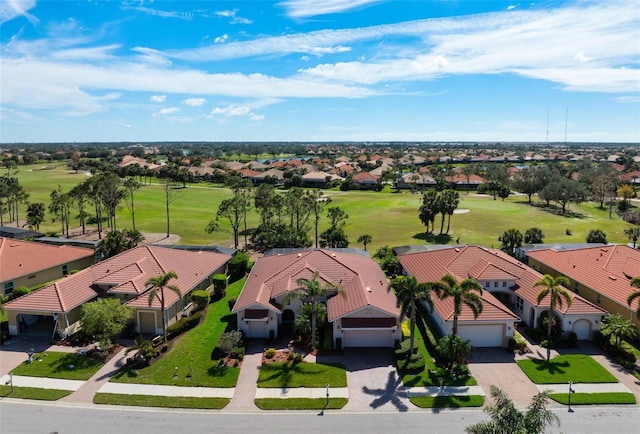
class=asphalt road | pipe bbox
[1,401,639,434]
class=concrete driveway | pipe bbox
[468,348,544,406]
[319,348,414,412]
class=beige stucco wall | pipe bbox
[1,256,94,295]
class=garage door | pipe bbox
[139,312,156,334]
[459,324,504,347]
[343,330,393,347]
[572,320,591,340]
[247,321,267,338]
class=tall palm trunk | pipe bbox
[311,298,317,350]
[546,302,553,362]
[161,290,168,342]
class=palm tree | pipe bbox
[443,190,460,234]
[625,227,640,249]
[357,234,372,251]
[600,313,638,347]
[431,274,483,336]
[146,271,181,343]
[534,274,572,361]
[465,385,560,434]
[282,271,345,350]
[627,277,640,319]
[389,275,435,356]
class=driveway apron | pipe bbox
[227,338,264,411]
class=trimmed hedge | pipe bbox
[166,312,202,340]
[212,274,228,296]
[228,253,249,282]
[190,290,209,311]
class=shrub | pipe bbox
[228,252,249,282]
[265,348,276,359]
[568,332,578,347]
[212,274,228,296]
[395,339,418,358]
[233,360,239,367]
[161,343,168,353]
[507,338,518,352]
[397,353,425,374]
[9,286,31,300]
[287,352,295,361]
[227,298,237,311]
[190,290,209,311]
[166,312,202,339]
[293,353,303,363]
[231,347,245,359]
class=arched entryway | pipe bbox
[282,309,295,323]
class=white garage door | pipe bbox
[459,324,504,347]
[572,320,591,340]
[342,330,393,348]
[246,321,267,338]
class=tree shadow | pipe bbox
[413,232,453,243]
[526,202,586,219]
[207,363,229,377]
[256,361,302,387]
[361,370,409,412]
[529,357,570,375]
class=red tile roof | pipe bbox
[5,246,231,313]
[397,246,604,321]
[233,249,400,321]
[0,237,94,282]
[527,245,640,311]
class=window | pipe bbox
[597,294,601,304]
[494,281,499,288]
[502,281,507,287]
[574,282,579,294]
[62,265,68,275]
[485,282,490,288]
[3,281,14,295]
[516,296,524,311]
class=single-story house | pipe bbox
[0,237,95,296]
[396,245,605,347]
[526,244,640,328]
[3,246,231,339]
[0,226,43,240]
[232,248,401,348]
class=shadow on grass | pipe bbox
[257,362,302,387]
[51,353,102,374]
[526,202,586,219]
[413,232,452,243]
[207,363,229,378]
[529,357,571,375]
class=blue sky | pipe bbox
[1,0,639,143]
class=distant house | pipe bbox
[252,168,285,184]
[0,226,43,240]
[232,249,401,348]
[396,245,605,347]
[302,171,342,187]
[352,172,380,190]
[0,237,95,296]
[3,246,231,339]
[526,244,640,328]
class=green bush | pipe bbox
[287,352,295,361]
[265,348,276,359]
[227,298,237,311]
[230,346,245,359]
[212,274,228,296]
[397,353,425,374]
[507,338,518,352]
[190,290,209,311]
[228,253,249,282]
[166,312,202,340]
[9,286,31,299]
[293,353,303,363]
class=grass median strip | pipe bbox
[548,392,636,405]
[0,385,71,400]
[409,395,484,408]
[517,355,618,384]
[254,398,348,410]
[257,362,347,388]
[93,393,229,409]
[10,351,103,381]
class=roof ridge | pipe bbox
[145,246,167,275]
[54,282,66,312]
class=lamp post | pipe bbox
[5,372,13,393]
[568,380,575,412]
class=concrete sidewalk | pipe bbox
[255,387,349,398]
[0,374,84,391]
[400,385,485,397]
[98,382,235,398]
[535,382,632,394]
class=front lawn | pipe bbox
[517,355,618,384]
[0,385,72,400]
[548,392,636,405]
[254,397,348,410]
[257,362,347,388]
[409,395,484,408]
[110,278,245,387]
[93,393,230,409]
[10,351,103,380]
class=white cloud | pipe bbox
[150,95,166,103]
[153,107,180,116]
[215,9,252,24]
[209,104,263,121]
[506,5,517,11]
[614,95,640,103]
[121,5,193,20]
[182,98,206,106]
[214,34,228,44]
[279,0,379,18]
[0,0,38,25]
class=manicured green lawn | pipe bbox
[257,362,347,388]
[93,393,230,409]
[0,385,72,400]
[11,164,635,250]
[10,351,103,380]
[110,279,245,387]
[409,395,485,408]
[548,392,636,405]
[254,397,348,410]
[517,355,618,384]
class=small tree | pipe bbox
[624,226,640,248]
[80,298,133,349]
[436,334,472,374]
[146,271,181,343]
[601,313,639,347]
[218,330,243,358]
[628,277,640,319]
[125,335,154,367]
[357,234,372,251]
[499,228,523,255]
[586,229,607,244]
[524,227,545,244]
